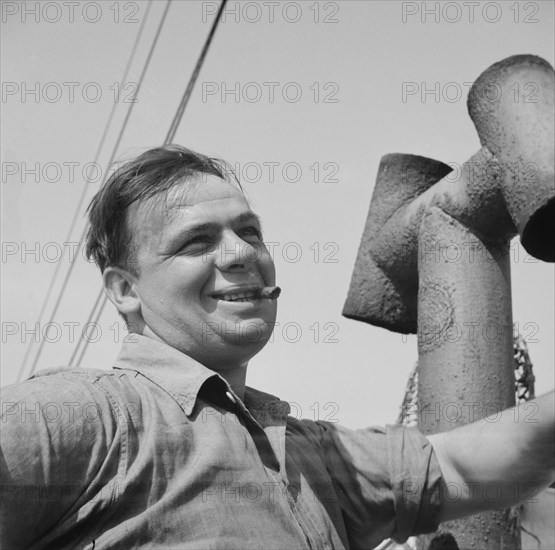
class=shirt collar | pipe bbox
[112,334,290,421]
[244,386,291,427]
[113,334,222,416]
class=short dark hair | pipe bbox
[85,144,240,275]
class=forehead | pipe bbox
[127,174,251,245]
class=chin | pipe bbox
[222,317,274,348]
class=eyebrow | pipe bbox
[233,211,263,228]
[163,211,263,250]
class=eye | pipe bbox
[179,235,215,253]
[239,226,263,241]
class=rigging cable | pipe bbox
[165,0,229,143]
[17,0,155,381]
[21,0,173,380]
[73,0,228,368]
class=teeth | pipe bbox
[218,291,257,302]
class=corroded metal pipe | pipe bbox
[416,208,518,549]
[343,55,554,333]
[469,55,555,262]
[343,55,554,549]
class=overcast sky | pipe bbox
[2,0,554,428]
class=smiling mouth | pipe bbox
[211,286,281,302]
[215,290,259,302]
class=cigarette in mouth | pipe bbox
[258,286,281,300]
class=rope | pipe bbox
[396,364,419,426]
[514,333,535,402]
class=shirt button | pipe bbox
[225,391,236,404]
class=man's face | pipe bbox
[126,174,277,368]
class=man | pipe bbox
[1,145,553,549]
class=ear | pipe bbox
[103,266,141,318]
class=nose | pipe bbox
[214,230,259,271]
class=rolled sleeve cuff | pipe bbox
[386,425,442,542]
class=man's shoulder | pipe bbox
[25,365,112,381]
[1,365,142,420]
[0,365,146,459]
[3,366,115,395]
[29,364,119,381]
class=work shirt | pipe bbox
[1,335,442,549]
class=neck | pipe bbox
[209,362,248,400]
[138,322,249,400]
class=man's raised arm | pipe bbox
[428,391,555,521]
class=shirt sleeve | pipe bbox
[0,370,121,549]
[313,421,442,546]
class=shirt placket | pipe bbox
[238,396,337,550]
